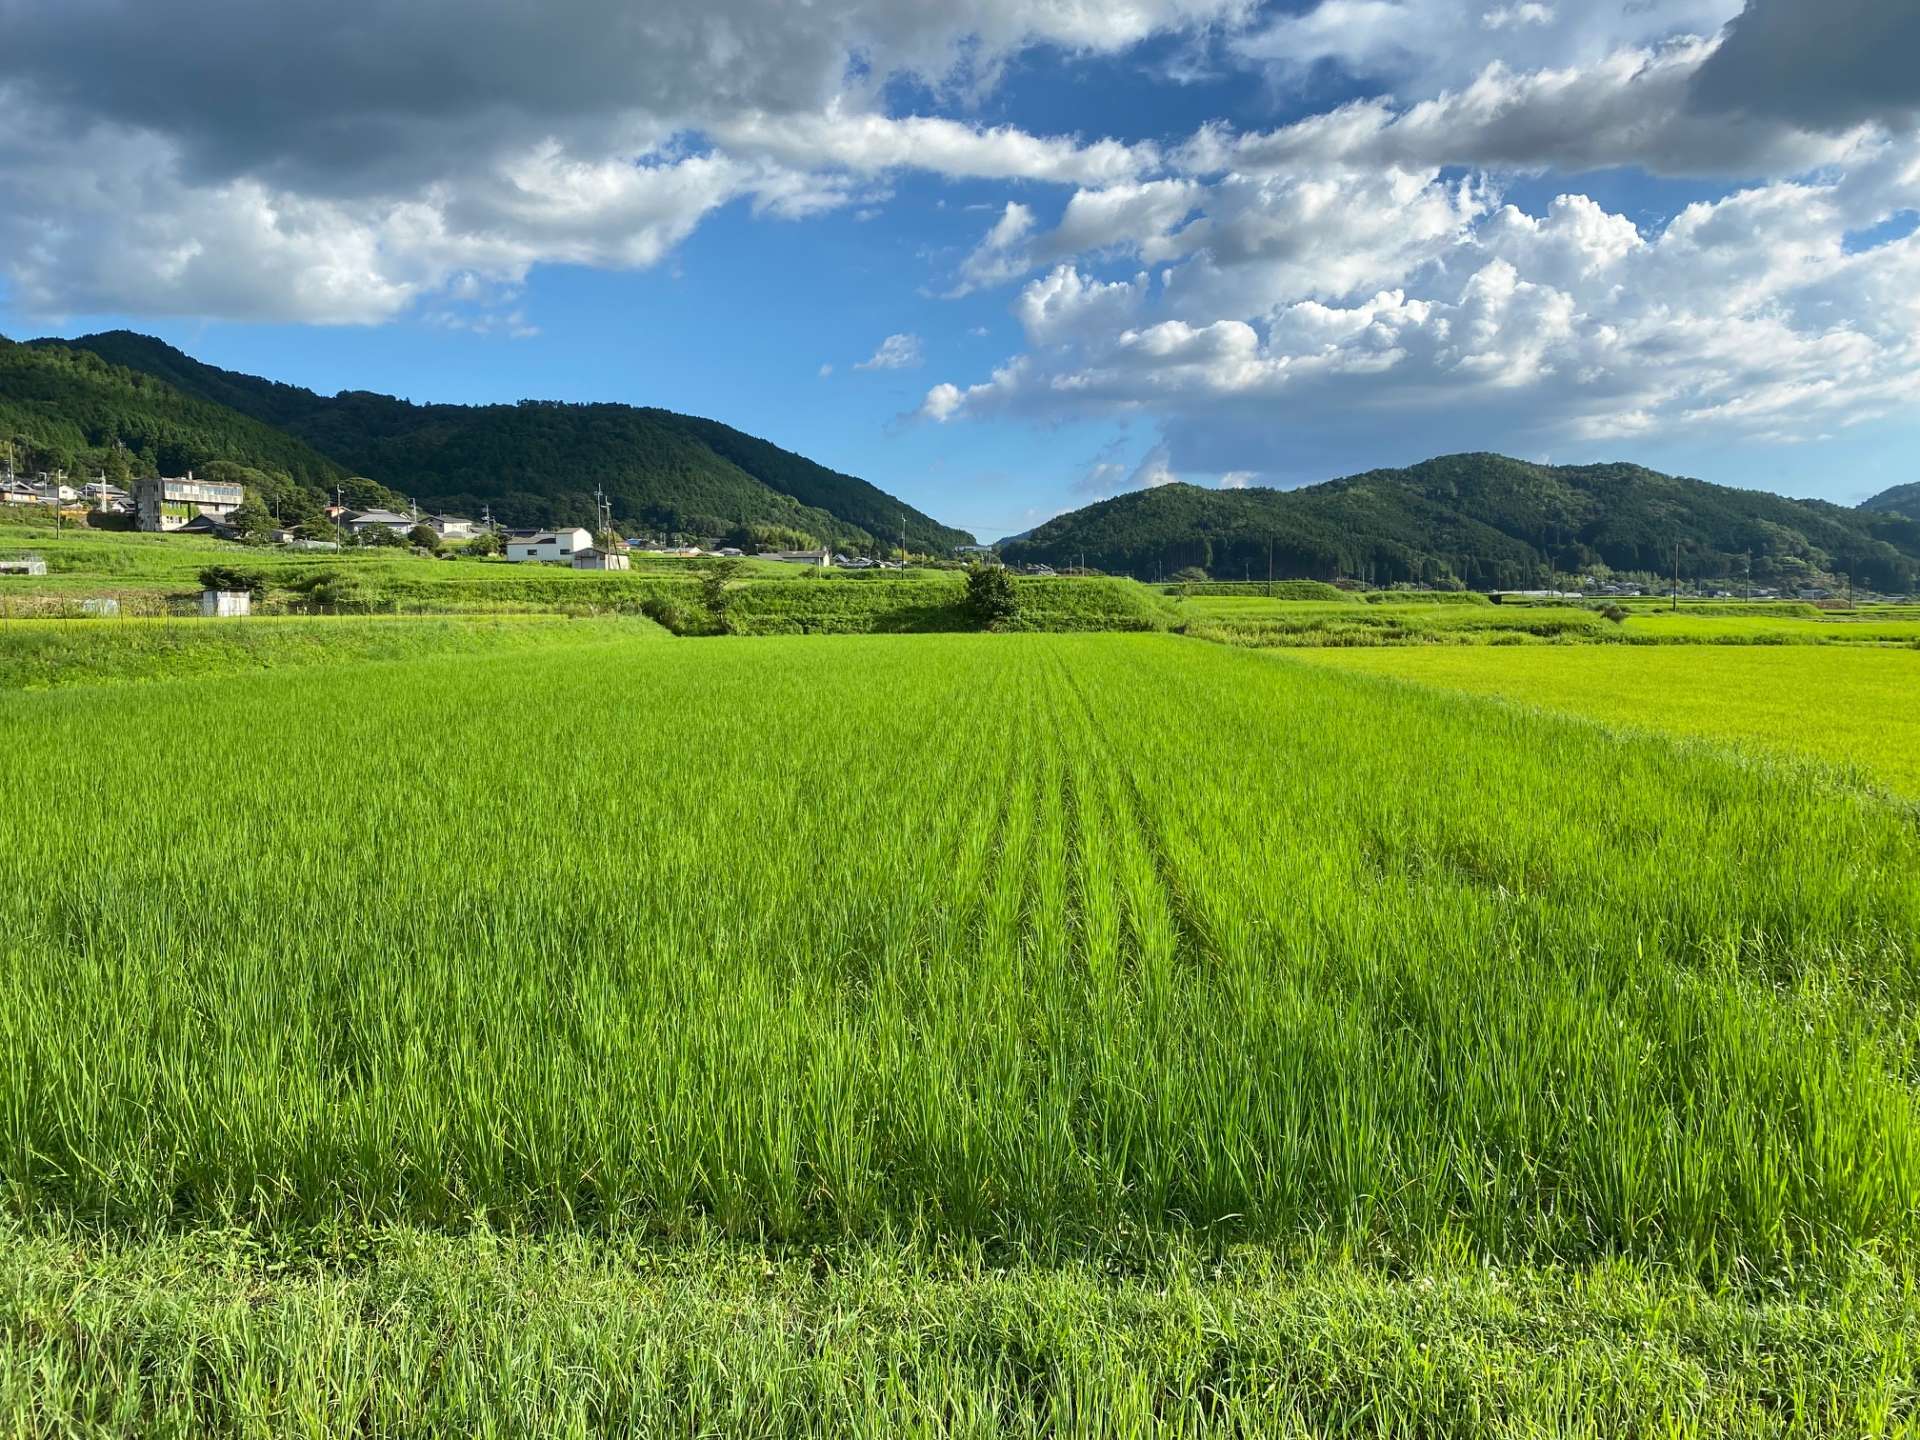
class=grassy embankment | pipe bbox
[0,614,673,690]
[4,630,1919,1431]
[0,526,1181,634]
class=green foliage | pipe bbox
[406,523,443,553]
[1000,452,1920,592]
[697,558,743,632]
[963,562,1020,627]
[8,1228,1919,1436]
[356,523,409,549]
[194,564,266,600]
[285,567,373,613]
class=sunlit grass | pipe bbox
[1292,643,1920,796]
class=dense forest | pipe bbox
[999,454,1920,591]
[0,339,350,491]
[40,331,973,549]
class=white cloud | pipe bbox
[920,381,968,421]
[819,362,834,377]
[1233,0,1742,93]
[924,132,1920,471]
[1218,469,1256,487]
[1482,4,1554,32]
[857,332,924,370]
[0,0,1227,321]
[1127,442,1180,488]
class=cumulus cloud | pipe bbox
[856,332,924,370]
[0,0,1232,321]
[1177,41,1860,181]
[925,134,1920,475]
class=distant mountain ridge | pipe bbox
[1861,482,1920,518]
[23,331,973,549]
[999,454,1920,591]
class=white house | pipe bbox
[425,513,478,539]
[571,547,631,571]
[339,508,414,535]
[507,527,594,563]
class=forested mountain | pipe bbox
[1000,454,1920,591]
[0,338,349,490]
[1861,482,1920,518]
[42,331,973,548]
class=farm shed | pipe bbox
[200,590,252,617]
[0,556,47,576]
[571,547,630,571]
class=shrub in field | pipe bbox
[286,567,372,613]
[963,562,1020,627]
[407,524,444,554]
[195,564,266,600]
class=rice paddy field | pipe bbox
[1175,594,1920,647]
[1293,643,1920,797]
[6,622,1920,1434]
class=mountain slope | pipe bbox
[1000,454,1920,591]
[0,337,349,490]
[48,331,973,547]
[1861,482,1920,518]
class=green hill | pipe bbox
[0,338,349,492]
[1861,482,1920,519]
[45,331,973,549]
[1000,454,1920,592]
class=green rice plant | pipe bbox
[1291,643,1920,796]
[3,633,1916,1276]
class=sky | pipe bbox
[1,0,1916,541]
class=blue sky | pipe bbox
[2,0,1916,540]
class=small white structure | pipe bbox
[507,527,594,563]
[0,555,47,576]
[200,589,252,617]
[426,513,478,539]
[571,547,631,571]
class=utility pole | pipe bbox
[1744,550,1751,602]
[1672,540,1681,612]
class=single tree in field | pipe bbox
[699,558,743,633]
[407,523,444,554]
[964,562,1019,628]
